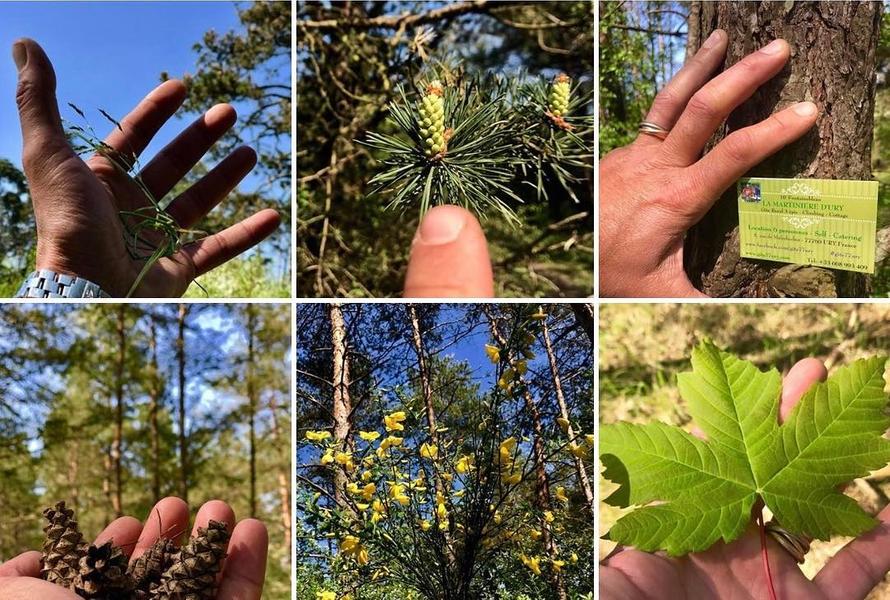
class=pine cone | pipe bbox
[41,501,87,589]
[418,80,446,158]
[153,520,230,600]
[128,538,178,599]
[73,541,134,600]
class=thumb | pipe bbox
[12,38,71,175]
[404,205,494,297]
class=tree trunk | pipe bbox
[570,304,595,345]
[247,306,258,518]
[684,1,881,297]
[485,310,567,600]
[177,304,189,503]
[540,317,595,521]
[269,392,292,552]
[111,306,125,517]
[328,303,354,508]
[148,317,161,501]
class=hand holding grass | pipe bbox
[11,38,280,297]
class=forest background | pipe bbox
[600,0,890,296]
[0,303,292,599]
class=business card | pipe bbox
[737,177,878,274]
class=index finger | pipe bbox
[779,357,828,422]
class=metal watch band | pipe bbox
[15,269,111,298]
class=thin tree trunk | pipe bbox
[485,309,567,600]
[111,306,125,517]
[570,304,595,345]
[541,316,595,521]
[328,303,354,508]
[247,306,258,518]
[269,393,293,552]
[148,317,161,500]
[406,304,456,568]
[684,1,881,297]
[68,441,80,515]
[177,304,189,503]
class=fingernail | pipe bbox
[12,41,26,72]
[760,39,786,55]
[702,29,724,49]
[792,101,817,117]
[416,206,465,245]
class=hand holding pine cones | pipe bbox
[40,502,230,600]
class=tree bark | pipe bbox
[148,317,161,501]
[269,392,292,552]
[111,306,125,517]
[540,317,595,521]
[485,310,566,600]
[328,303,354,508]
[684,1,881,297]
[177,304,190,503]
[570,304,595,345]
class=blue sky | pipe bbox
[0,1,249,175]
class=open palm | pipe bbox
[601,358,890,600]
[0,497,268,600]
[13,38,280,297]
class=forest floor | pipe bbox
[599,304,890,597]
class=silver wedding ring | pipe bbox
[638,120,670,140]
[765,521,811,564]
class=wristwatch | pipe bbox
[15,269,111,298]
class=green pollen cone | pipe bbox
[418,80,446,157]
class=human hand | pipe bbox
[0,497,268,600]
[404,205,494,297]
[599,31,818,297]
[12,38,280,297]
[601,357,890,600]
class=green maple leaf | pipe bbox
[601,340,890,556]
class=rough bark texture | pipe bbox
[328,303,354,508]
[684,1,881,297]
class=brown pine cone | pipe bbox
[41,501,87,589]
[128,538,178,599]
[73,541,134,600]
[153,520,230,600]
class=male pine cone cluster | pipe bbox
[40,501,230,600]
[418,79,447,158]
[548,73,571,117]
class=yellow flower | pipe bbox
[552,559,565,572]
[569,443,589,459]
[497,369,515,390]
[420,519,431,531]
[555,486,569,504]
[378,436,403,454]
[556,417,571,434]
[493,511,502,525]
[520,553,542,576]
[346,482,360,495]
[305,430,331,442]
[514,360,527,375]
[359,431,381,442]
[363,455,375,468]
[361,483,376,500]
[362,470,373,482]
[585,434,594,446]
[436,491,445,505]
[543,510,554,524]
[570,552,578,563]
[441,472,453,482]
[437,502,448,520]
[340,535,369,565]
[484,344,500,363]
[355,502,370,510]
[371,498,387,523]
[316,592,336,600]
[384,411,407,432]
[531,308,547,320]
[390,484,410,506]
[420,442,438,459]
[453,489,465,498]
[529,529,542,541]
[503,472,522,485]
[455,455,474,474]
[498,437,517,464]
[320,451,334,466]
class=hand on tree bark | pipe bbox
[0,497,269,600]
[11,38,280,297]
[404,205,494,297]
[601,357,890,600]
[599,31,818,297]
